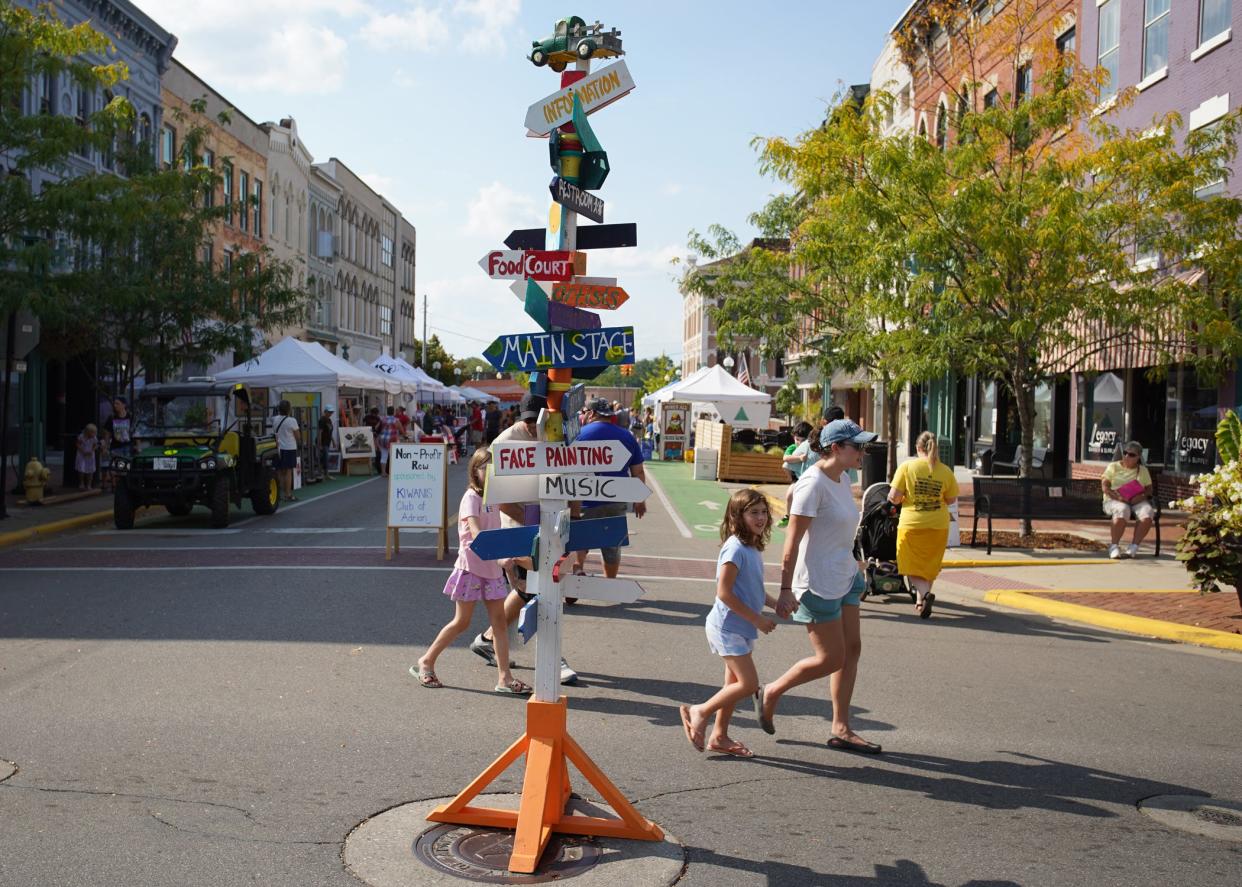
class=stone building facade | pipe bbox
[307,163,342,351]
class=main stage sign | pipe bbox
[483,326,635,372]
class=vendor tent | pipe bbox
[641,366,709,407]
[217,336,387,392]
[457,385,500,404]
[664,365,773,429]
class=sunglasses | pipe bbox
[1124,451,1140,458]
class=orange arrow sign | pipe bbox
[550,281,629,310]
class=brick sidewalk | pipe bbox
[1031,590,1242,635]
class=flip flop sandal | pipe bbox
[409,665,442,689]
[827,735,882,755]
[679,705,704,752]
[753,686,775,735]
[495,679,533,696]
[919,593,935,620]
[707,739,755,758]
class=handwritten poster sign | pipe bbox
[386,443,449,560]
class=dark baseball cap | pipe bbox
[584,397,615,417]
[820,419,878,447]
[519,393,547,421]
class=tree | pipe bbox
[418,334,462,385]
[35,98,307,395]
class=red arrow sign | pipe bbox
[479,250,584,281]
[550,281,629,310]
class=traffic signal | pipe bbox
[619,364,633,377]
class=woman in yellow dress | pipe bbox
[888,431,959,619]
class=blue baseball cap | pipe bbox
[820,419,878,448]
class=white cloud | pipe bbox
[359,171,397,196]
[357,6,448,50]
[251,23,350,94]
[456,0,521,54]
[356,0,520,54]
[461,181,540,238]
[661,182,685,196]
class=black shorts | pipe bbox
[513,564,533,603]
[277,449,298,469]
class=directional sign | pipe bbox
[523,278,601,333]
[556,574,644,604]
[550,176,604,224]
[551,281,629,311]
[483,469,539,506]
[483,326,635,373]
[479,250,584,281]
[470,525,538,561]
[504,224,637,252]
[539,474,650,503]
[565,515,629,553]
[492,440,632,476]
[524,59,635,137]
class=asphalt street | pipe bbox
[1,460,1240,886]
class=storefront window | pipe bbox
[1032,383,1053,450]
[978,380,997,441]
[1085,372,1125,460]
[1164,366,1218,474]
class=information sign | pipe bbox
[524,59,635,137]
[385,443,449,560]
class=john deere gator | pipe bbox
[110,381,280,529]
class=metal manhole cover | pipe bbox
[414,823,601,883]
[1138,795,1242,842]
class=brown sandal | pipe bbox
[410,665,442,688]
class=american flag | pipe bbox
[736,353,751,387]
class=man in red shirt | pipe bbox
[395,405,411,435]
[469,403,484,446]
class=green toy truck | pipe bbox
[110,381,280,529]
[529,16,622,72]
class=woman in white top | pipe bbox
[756,419,882,755]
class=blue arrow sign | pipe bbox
[483,326,635,372]
[566,515,629,553]
[470,525,538,561]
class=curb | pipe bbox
[984,589,1242,653]
[0,509,115,549]
[943,558,1119,568]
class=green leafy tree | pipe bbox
[417,334,462,385]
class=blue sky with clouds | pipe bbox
[131,0,912,364]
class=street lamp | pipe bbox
[722,355,735,371]
[454,367,462,380]
[496,372,503,380]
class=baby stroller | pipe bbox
[855,482,915,603]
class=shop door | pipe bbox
[1131,372,1166,464]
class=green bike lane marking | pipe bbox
[644,460,788,543]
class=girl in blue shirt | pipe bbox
[680,489,778,757]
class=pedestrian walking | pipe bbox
[778,422,813,528]
[1101,440,1155,559]
[469,402,484,446]
[103,396,132,461]
[318,406,336,479]
[679,489,779,757]
[571,398,646,578]
[270,401,301,502]
[377,406,401,476]
[412,447,532,696]
[75,423,99,490]
[889,431,959,618]
[757,419,882,755]
[484,402,501,444]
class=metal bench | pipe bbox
[971,476,1161,555]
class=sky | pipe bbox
[130,0,914,366]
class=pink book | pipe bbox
[1115,479,1145,499]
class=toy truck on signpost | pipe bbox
[529,16,622,72]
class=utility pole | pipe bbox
[421,293,428,367]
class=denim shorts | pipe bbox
[705,622,756,657]
[792,572,865,624]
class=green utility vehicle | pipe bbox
[111,381,280,529]
[529,16,622,72]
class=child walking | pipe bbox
[680,489,778,757]
[75,423,99,491]
[412,447,532,696]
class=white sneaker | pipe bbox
[559,657,579,686]
[1108,544,1121,559]
[1127,543,1139,558]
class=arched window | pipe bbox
[935,103,947,150]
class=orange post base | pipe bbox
[426,697,664,873]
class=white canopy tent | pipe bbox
[217,336,390,393]
[641,366,710,407]
[457,385,500,404]
[664,364,773,429]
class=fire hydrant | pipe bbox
[23,458,51,504]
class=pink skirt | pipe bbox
[442,568,508,602]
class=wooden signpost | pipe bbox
[478,249,585,281]
[384,442,448,560]
[549,176,604,223]
[483,326,635,373]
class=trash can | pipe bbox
[862,441,888,489]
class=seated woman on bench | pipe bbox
[1101,440,1154,559]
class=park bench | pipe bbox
[971,475,1161,555]
[991,445,1053,479]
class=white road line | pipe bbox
[644,469,692,539]
[265,527,367,534]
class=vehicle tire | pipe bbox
[576,40,594,59]
[251,468,279,515]
[166,500,192,516]
[530,49,546,67]
[209,477,230,528]
[114,485,135,530]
